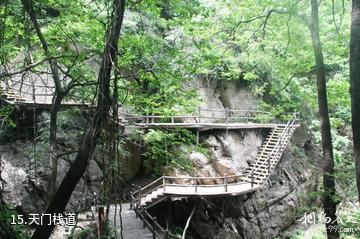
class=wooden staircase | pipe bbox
[242,119,297,184]
[131,113,300,211]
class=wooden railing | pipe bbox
[120,107,298,125]
[130,186,180,239]
[162,172,256,192]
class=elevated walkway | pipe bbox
[2,64,301,238]
[128,113,299,238]
[0,77,92,108]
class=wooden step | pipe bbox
[247,167,275,173]
[247,167,274,174]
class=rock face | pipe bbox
[187,141,319,239]
[0,109,141,216]
[156,80,320,239]
[152,130,319,239]
[186,130,264,180]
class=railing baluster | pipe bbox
[143,208,146,228]
[225,107,229,123]
[198,107,201,123]
[195,179,198,193]
[163,176,166,191]
[152,217,157,239]
[251,169,254,188]
[137,185,141,218]
[224,174,228,192]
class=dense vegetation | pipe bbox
[0,0,359,238]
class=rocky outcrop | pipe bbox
[151,125,320,239]
[186,139,319,239]
[0,109,141,216]
[150,80,320,239]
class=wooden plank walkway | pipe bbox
[105,204,153,239]
[163,182,260,196]
[125,122,283,130]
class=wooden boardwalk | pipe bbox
[0,76,92,107]
[125,122,283,130]
[110,203,153,239]
[131,114,299,209]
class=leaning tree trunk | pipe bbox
[31,0,126,238]
[350,0,360,203]
[310,0,339,238]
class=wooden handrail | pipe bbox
[119,107,299,126]
[134,204,180,239]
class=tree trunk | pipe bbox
[310,0,339,238]
[47,93,64,199]
[30,0,126,238]
[350,0,360,203]
[21,0,66,200]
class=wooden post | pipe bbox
[198,107,201,123]
[122,107,126,122]
[143,209,146,228]
[171,117,174,124]
[194,178,198,193]
[163,176,166,191]
[98,206,105,239]
[225,128,229,139]
[225,107,229,123]
[130,184,135,209]
[196,129,200,146]
[152,217,157,239]
[146,112,149,124]
[137,185,141,218]
[151,115,154,124]
[130,193,133,209]
[224,174,228,192]
[251,169,254,188]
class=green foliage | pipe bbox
[0,105,15,128]
[143,129,194,174]
[195,143,210,158]
[338,210,360,239]
[0,205,30,239]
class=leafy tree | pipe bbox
[350,0,360,203]
[30,0,126,238]
[310,0,339,238]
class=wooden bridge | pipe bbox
[0,76,91,107]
